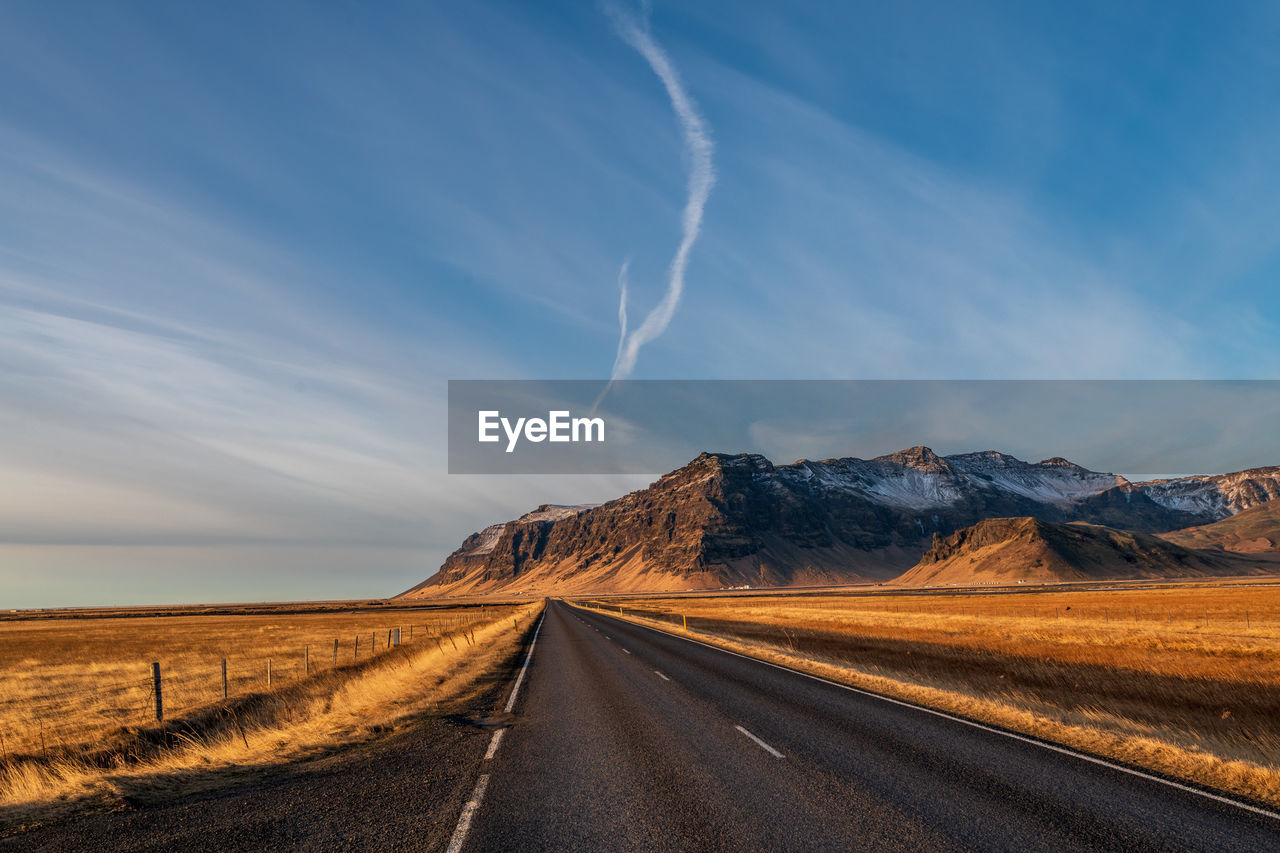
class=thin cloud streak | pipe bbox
[614,258,630,368]
[606,4,714,380]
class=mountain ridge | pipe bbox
[1159,501,1280,556]
[895,517,1266,587]
[402,447,1280,597]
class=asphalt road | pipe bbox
[460,600,1280,852]
[8,599,1279,851]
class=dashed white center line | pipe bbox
[445,773,490,853]
[735,725,784,758]
[621,648,631,655]
[483,728,505,760]
[654,670,670,681]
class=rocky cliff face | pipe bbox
[401,447,1280,597]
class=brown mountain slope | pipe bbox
[405,454,928,598]
[404,449,1280,598]
[1159,502,1280,555]
[894,517,1274,587]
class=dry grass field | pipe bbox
[582,583,1280,806]
[0,601,540,826]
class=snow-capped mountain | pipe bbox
[401,448,1280,597]
[778,448,1129,511]
[1136,467,1280,519]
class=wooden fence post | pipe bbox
[393,627,401,647]
[305,644,310,675]
[267,658,272,688]
[333,638,338,665]
[221,658,228,700]
[152,662,163,722]
[355,635,359,660]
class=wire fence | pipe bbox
[0,610,507,762]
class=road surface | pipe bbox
[459,600,1279,852]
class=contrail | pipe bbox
[613,259,630,370]
[605,4,715,382]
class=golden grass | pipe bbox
[0,606,506,758]
[0,602,540,827]
[580,584,1280,807]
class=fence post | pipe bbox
[305,644,310,675]
[393,627,401,647]
[333,638,338,665]
[267,658,272,688]
[409,625,414,641]
[683,614,687,630]
[152,662,163,722]
[221,658,228,700]
[355,635,359,660]
[387,628,393,648]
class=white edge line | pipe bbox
[622,648,631,654]
[449,610,546,851]
[573,604,1280,822]
[445,773,490,853]
[503,611,545,714]
[483,728,506,760]
[654,670,670,681]
[735,724,784,758]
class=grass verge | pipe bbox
[0,602,542,831]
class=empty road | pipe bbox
[8,599,1278,851]
[458,599,1279,852]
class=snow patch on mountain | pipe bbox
[462,504,597,556]
[947,451,1127,504]
[778,449,1121,510]
[1136,468,1280,520]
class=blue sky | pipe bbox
[3,1,1279,606]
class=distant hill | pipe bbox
[894,517,1271,587]
[401,448,1280,598]
[1160,502,1280,556]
